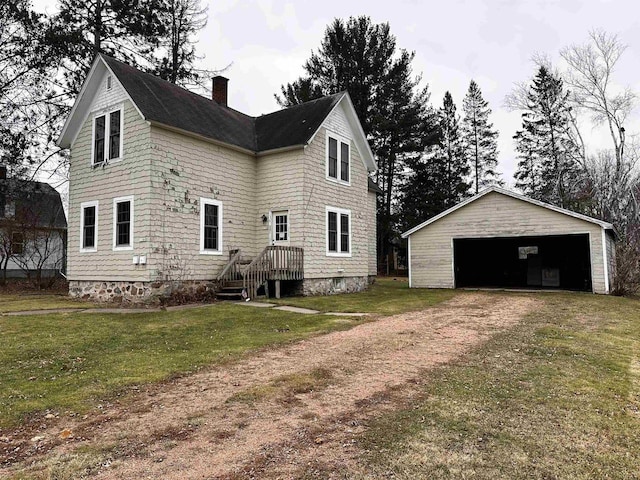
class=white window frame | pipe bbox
[326,205,352,257]
[112,195,134,251]
[91,104,124,166]
[325,131,351,186]
[200,197,223,255]
[79,200,99,252]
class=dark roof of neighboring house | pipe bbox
[0,179,67,229]
[101,55,345,154]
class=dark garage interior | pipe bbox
[453,234,592,291]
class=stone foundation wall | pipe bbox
[302,276,370,296]
[69,279,218,304]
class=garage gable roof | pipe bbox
[401,186,615,238]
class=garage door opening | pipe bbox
[453,234,592,291]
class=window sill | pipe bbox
[92,157,124,168]
[80,248,97,253]
[326,252,352,258]
[113,245,133,251]
[200,250,223,255]
[326,176,351,187]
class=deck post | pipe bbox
[275,280,281,299]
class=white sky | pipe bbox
[34,0,640,185]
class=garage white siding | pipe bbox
[405,190,613,294]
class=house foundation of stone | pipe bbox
[69,279,219,304]
[302,276,370,296]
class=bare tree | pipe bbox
[560,30,636,172]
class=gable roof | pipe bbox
[0,179,67,229]
[401,186,615,238]
[58,55,376,171]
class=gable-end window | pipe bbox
[92,106,123,165]
[80,200,99,252]
[200,198,223,255]
[326,206,351,257]
[106,75,112,90]
[109,110,121,159]
[94,115,105,165]
[11,232,24,255]
[326,132,350,185]
[113,196,133,250]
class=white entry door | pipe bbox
[271,210,289,245]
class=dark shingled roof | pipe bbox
[0,179,67,229]
[255,93,343,152]
[101,55,345,154]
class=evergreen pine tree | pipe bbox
[513,66,582,208]
[398,92,469,230]
[276,16,438,267]
[461,80,502,193]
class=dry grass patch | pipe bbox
[358,293,640,479]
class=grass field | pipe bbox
[0,279,447,429]
[0,294,97,314]
[358,292,640,479]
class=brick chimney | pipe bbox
[212,76,229,106]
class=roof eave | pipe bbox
[149,121,257,156]
[401,186,615,238]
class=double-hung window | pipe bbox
[11,232,24,255]
[80,200,98,252]
[113,196,133,250]
[326,206,351,256]
[93,107,123,165]
[200,198,223,255]
[326,132,350,184]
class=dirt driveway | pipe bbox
[1,292,535,479]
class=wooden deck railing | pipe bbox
[243,246,304,299]
[216,249,243,285]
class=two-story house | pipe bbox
[57,55,378,302]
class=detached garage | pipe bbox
[402,187,616,294]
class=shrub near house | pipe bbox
[57,55,379,302]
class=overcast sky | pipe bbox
[35,0,640,185]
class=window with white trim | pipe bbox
[113,196,133,250]
[93,107,123,165]
[326,132,350,184]
[326,206,351,256]
[80,200,98,252]
[200,198,223,255]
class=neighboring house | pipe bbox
[57,54,378,302]
[0,167,67,281]
[402,187,616,294]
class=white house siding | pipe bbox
[147,126,258,281]
[255,149,304,249]
[408,191,609,294]
[302,103,372,281]
[5,231,65,276]
[67,98,151,282]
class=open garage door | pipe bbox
[453,234,592,291]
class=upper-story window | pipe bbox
[106,75,112,90]
[93,107,123,165]
[326,132,350,185]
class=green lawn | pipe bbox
[0,294,97,313]
[270,277,456,315]
[358,292,640,479]
[0,281,450,430]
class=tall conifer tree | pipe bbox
[276,16,438,267]
[398,92,469,231]
[461,80,501,193]
[513,66,582,208]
